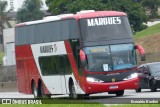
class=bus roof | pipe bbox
[16,11,127,27]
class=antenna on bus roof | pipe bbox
[77,10,95,14]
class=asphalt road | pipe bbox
[0,89,160,104]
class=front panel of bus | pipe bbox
[78,16,138,94]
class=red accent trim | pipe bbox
[62,11,127,20]
[64,40,79,80]
[83,67,138,94]
[16,45,50,95]
[64,40,86,92]
[16,23,26,27]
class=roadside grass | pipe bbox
[110,104,160,107]
[134,23,160,38]
[0,98,104,107]
[134,23,160,65]
[0,51,4,65]
[0,104,160,107]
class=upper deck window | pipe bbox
[15,19,79,45]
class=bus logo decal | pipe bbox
[40,44,57,53]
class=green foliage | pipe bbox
[46,0,147,32]
[0,0,8,27]
[46,0,69,15]
[135,23,160,38]
[0,104,159,107]
[0,0,12,34]
[0,104,105,107]
[17,0,44,23]
[0,51,4,65]
[0,0,12,45]
[107,0,148,31]
[141,0,160,19]
[67,0,106,14]
[46,0,106,15]
[110,104,160,107]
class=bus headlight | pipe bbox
[87,77,104,83]
[123,73,138,80]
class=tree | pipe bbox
[108,0,148,31]
[46,0,69,15]
[0,0,11,45]
[46,0,107,15]
[46,0,147,31]
[66,0,106,14]
[17,0,45,23]
[141,0,160,19]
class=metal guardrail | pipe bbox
[0,65,16,82]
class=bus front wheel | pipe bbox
[39,83,51,98]
[69,81,89,99]
[69,81,78,99]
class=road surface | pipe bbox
[0,89,160,104]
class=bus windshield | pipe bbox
[84,44,136,72]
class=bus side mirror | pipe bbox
[80,50,87,68]
[135,45,145,61]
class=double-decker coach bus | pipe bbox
[15,10,145,98]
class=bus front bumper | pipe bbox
[85,77,138,94]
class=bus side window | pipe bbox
[39,56,60,76]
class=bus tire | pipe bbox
[149,79,157,92]
[115,90,124,96]
[79,94,90,99]
[32,82,38,98]
[69,81,78,99]
[39,82,51,98]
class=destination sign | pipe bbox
[87,17,121,27]
[90,48,107,53]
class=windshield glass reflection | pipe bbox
[84,44,136,72]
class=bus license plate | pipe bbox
[110,85,118,89]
